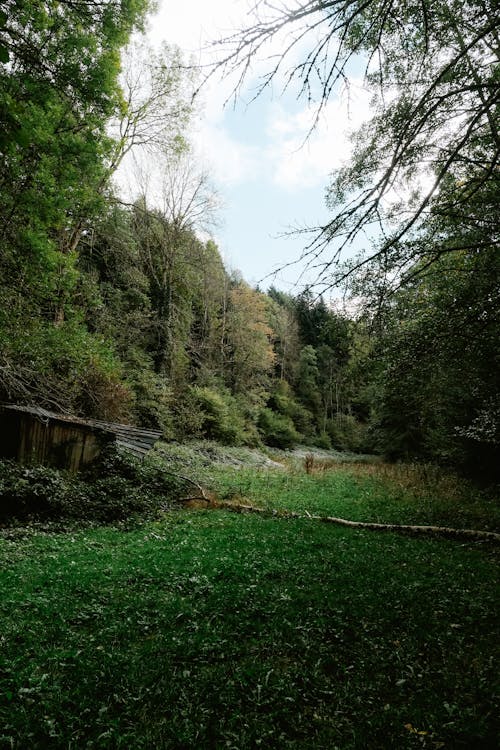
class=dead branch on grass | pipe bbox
[206,499,500,543]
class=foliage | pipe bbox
[75,204,362,446]
[0,485,497,747]
[0,0,150,415]
[109,39,194,175]
[369,247,500,479]
[128,366,174,435]
[0,0,150,288]
[0,448,190,525]
[190,385,248,445]
[225,282,276,396]
[205,0,499,476]
[326,414,369,453]
[0,318,132,418]
[2,0,496,487]
[258,407,301,449]
[0,0,373,454]
[212,0,499,291]
[267,380,315,436]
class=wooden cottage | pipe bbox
[0,405,162,472]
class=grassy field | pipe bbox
[0,452,498,748]
[208,456,500,533]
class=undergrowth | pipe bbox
[0,447,190,527]
[0,512,497,749]
[0,444,498,748]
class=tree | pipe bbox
[265,292,301,382]
[188,239,228,382]
[108,39,194,181]
[368,243,500,476]
[225,282,276,398]
[0,0,150,410]
[296,344,321,415]
[0,0,152,335]
[0,0,151,255]
[77,204,152,361]
[129,150,220,379]
[208,1,499,464]
[211,0,499,292]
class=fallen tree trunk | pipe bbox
[207,500,500,543]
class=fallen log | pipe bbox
[208,500,500,543]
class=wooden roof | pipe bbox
[0,404,162,458]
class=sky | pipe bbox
[132,0,373,293]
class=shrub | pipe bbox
[169,387,205,440]
[327,414,369,453]
[267,381,315,436]
[0,462,71,520]
[128,364,174,437]
[313,432,332,450]
[190,386,247,445]
[75,359,132,421]
[0,318,132,420]
[0,447,191,526]
[257,408,300,449]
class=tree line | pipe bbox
[0,1,498,481]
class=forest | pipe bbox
[0,3,499,748]
[1,0,498,483]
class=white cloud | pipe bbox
[192,121,261,186]
[265,82,372,191]
[143,2,373,194]
[189,77,372,193]
[148,0,250,54]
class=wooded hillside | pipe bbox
[0,0,498,481]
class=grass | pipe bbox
[210,458,500,532]
[0,452,498,748]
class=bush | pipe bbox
[267,381,315,437]
[0,462,71,520]
[170,387,206,440]
[128,363,174,437]
[0,319,132,421]
[327,414,369,453]
[257,408,300,449]
[75,359,132,421]
[0,447,191,526]
[189,386,248,445]
[313,432,332,450]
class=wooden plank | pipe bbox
[117,437,156,448]
[0,405,160,468]
[116,440,150,457]
[107,428,158,441]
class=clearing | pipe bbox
[0,445,498,749]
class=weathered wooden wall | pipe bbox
[0,408,111,471]
[0,405,162,472]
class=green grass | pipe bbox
[0,456,498,748]
[210,461,500,532]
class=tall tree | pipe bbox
[369,236,500,477]
[130,150,220,379]
[109,40,193,178]
[211,0,499,292]
[0,0,150,261]
[225,282,276,398]
[188,239,228,382]
[0,0,150,410]
[266,292,301,383]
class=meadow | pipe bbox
[0,450,498,749]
